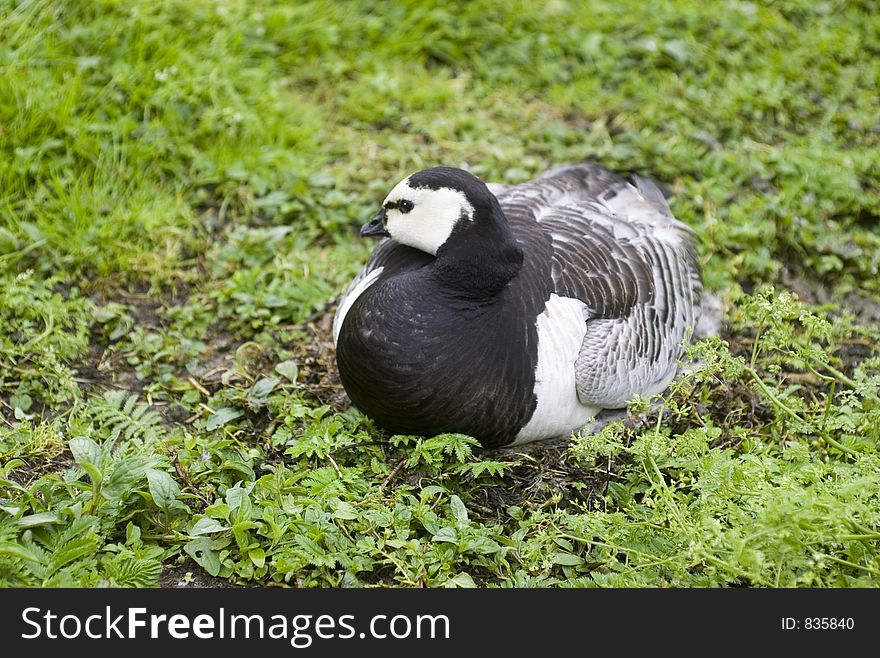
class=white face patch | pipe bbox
[382,178,474,255]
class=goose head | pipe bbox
[361,167,515,256]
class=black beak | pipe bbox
[360,208,390,237]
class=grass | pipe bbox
[0,0,878,587]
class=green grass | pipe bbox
[1,0,878,587]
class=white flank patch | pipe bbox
[332,267,384,345]
[512,294,600,445]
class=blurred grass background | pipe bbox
[3,0,878,293]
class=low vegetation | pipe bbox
[1,0,878,587]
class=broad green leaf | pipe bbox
[552,552,583,566]
[226,484,253,518]
[14,406,33,420]
[184,538,221,577]
[146,469,181,511]
[333,501,359,520]
[103,455,154,503]
[249,547,266,569]
[449,495,469,525]
[233,520,257,550]
[206,407,243,431]
[249,377,280,400]
[69,436,102,468]
[126,523,141,545]
[190,517,230,536]
[447,572,478,588]
[420,485,447,499]
[9,393,32,412]
[17,512,60,528]
[432,527,457,543]
[79,462,104,488]
[274,360,299,382]
[552,537,574,551]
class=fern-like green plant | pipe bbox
[83,391,165,448]
[0,516,100,586]
[101,552,163,587]
[404,433,479,468]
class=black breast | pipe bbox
[336,260,549,448]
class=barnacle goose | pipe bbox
[333,164,711,448]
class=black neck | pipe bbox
[431,202,523,297]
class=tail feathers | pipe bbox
[693,292,724,340]
[629,175,673,218]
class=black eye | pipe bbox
[398,199,414,213]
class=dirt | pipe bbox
[781,263,880,326]
[285,310,350,411]
[75,342,145,395]
[75,289,170,396]
[5,452,75,489]
[159,561,243,588]
[482,439,606,511]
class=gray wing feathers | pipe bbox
[574,238,698,407]
[500,163,705,408]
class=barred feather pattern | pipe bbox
[496,164,702,410]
